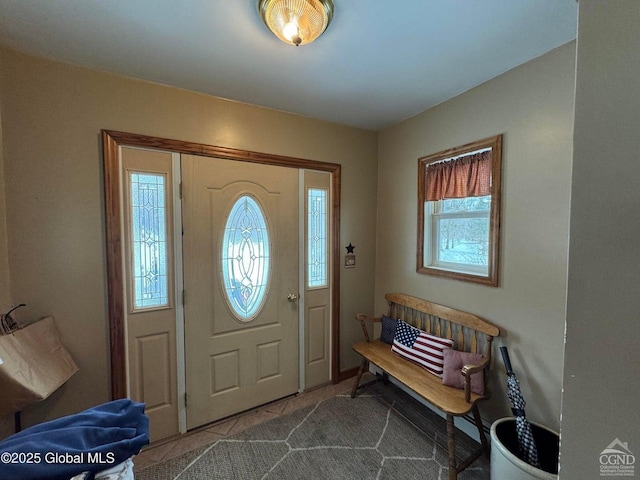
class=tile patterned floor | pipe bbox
[133,377,356,473]
[133,374,489,479]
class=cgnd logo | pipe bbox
[600,438,635,477]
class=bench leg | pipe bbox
[446,414,458,480]
[472,404,490,458]
[350,358,368,398]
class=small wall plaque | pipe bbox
[345,243,355,268]
[345,253,356,268]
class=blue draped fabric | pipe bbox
[0,399,149,480]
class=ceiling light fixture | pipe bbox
[258,0,334,47]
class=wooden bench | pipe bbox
[351,293,500,480]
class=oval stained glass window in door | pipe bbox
[221,195,270,321]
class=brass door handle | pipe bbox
[287,293,298,303]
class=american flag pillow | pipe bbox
[391,320,454,377]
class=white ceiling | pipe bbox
[0,0,578,131]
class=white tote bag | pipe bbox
[0,316,79,416]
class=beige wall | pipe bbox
[560,2,640,478]
[377,43,576,428]
[0,97,9,310]
[0,47,378,430]
[0,83,15,439]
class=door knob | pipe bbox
[287,293,298,302]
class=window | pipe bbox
[307,188,328,288]
[130,172,169,309]
[417,135,502,286]
[221,195,270,321]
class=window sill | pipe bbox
[417,264,497,287]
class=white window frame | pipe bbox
[425,198,490,276]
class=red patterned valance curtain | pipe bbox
[424,150,492,201]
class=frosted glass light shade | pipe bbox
[259,0,334,46]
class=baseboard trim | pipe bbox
[337,366,359,383]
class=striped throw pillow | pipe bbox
[391,320,454,377]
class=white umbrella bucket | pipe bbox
[490,417,559,480]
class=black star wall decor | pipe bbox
[344,243,356,268]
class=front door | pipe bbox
[182,154,299,429]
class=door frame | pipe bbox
[102,129,342,400]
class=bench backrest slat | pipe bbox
[385,293,499,337]
[385,292,499,361]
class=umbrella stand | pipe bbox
[500,346,541,469]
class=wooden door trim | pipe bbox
[102,130,342,399]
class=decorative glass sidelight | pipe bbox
[221,195,270,321]
[130,172,169,309]
[308,188,327,288]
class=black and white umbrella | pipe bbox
[500,346,540,469]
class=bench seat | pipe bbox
[353,339,483,415]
